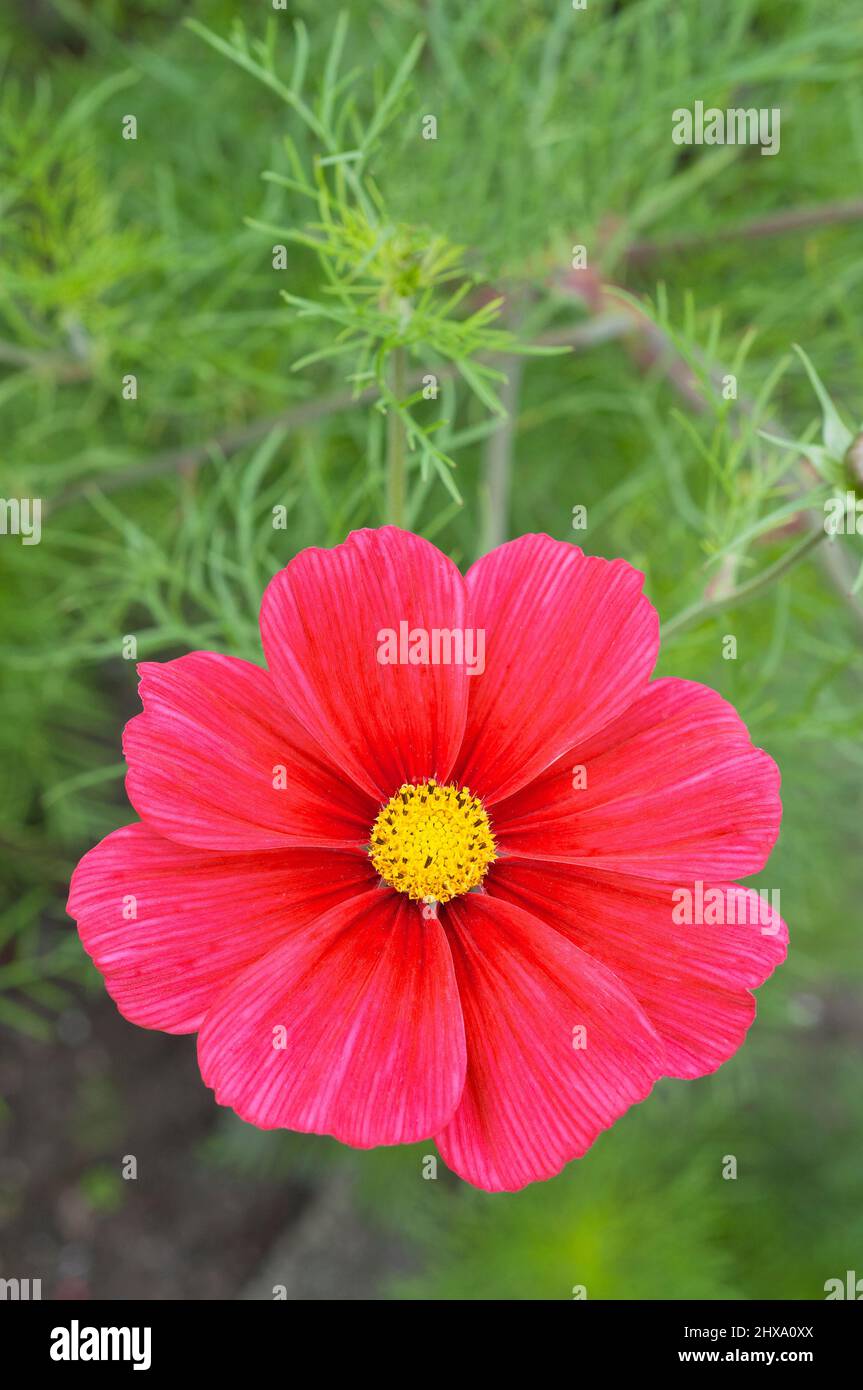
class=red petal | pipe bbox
[494,677,781,881]
[453,536,658,804]
[67,822,375,1033]
[197,889,466,1146]
[124,652,376,850]
[434,893,663,1191]
[489,859,787,1078]
[260,527,470,800]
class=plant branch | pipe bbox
[625,198,863,266]
[662,527,829,638]
[385,346,408,527]
[50,316,631,512]
[479,350,523,555]
[561,277,863,636]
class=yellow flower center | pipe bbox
[369,779,496,904]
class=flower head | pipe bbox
[68,528,785,1192]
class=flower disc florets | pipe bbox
[369,779,496,903]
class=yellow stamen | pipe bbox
[369,779,496,904]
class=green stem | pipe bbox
[662,526,828,639]
[386,346,407,527]
[479,353,521,557]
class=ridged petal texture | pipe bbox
[488,862,786,1081]
[197,889,466,1147]
[434,895,665,1191]
[493,677,781,879]
[69,823,375,1033]
[260,527,470,799]
[453,534,659,803]
[124,652,376,850]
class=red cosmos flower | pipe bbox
[68,528,786,1192]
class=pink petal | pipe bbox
[453,535,658,804]
[260,527,470,800]
[494,677,781,881]
[197,888,466,1146]
[489,859,787,1078]
[434,893,664,1191]
[67,822,376,1033]
[124,652,376,850]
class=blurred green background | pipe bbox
[1,0,862,1299]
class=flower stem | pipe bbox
[386,346,407,527]
[662,526,828,639]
